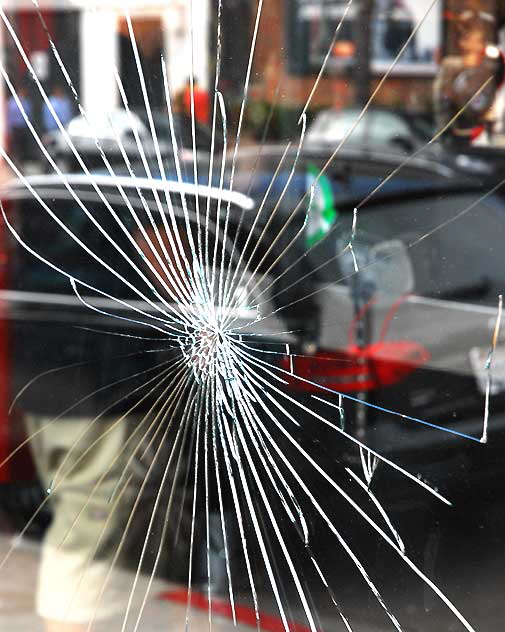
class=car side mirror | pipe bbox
[369,239,414,296]
[338,236,414,301]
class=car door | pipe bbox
[308,188,505,456]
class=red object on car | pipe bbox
[281,293,430,394]
[280,340,430,394]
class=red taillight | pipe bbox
[280,340,430,394]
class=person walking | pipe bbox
[42,84,73,133]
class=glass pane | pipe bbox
[1,2,505,632]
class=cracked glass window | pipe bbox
[0,2,504,632]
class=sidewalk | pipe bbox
[0,535,251,632]
[0,532,426,632]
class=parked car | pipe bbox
[42,108,219,173]
[304,105,505,183]
[1,153,505,533]
[1,158,505,626]
[230,142,458,210]
[229,144,505,497]
[305,106,434,153]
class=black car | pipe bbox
[229,144,505,494]
[3,154,505,506]
[1,158,505,632]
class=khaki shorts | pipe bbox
[25,414,137,624]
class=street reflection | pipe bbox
[1,2,505,632]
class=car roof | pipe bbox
[1,173,255,211]
[330,179,497,210]
[2,146,494,217]
[229,143,459,179]
[311,105,427,118]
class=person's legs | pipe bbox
[26,415,132,630]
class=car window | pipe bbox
[307,109,368,143]
[369,111,412,143]
[5,195,240,302]
[317,192,505,304]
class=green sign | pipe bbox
[305,164,338,248]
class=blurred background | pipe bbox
[1,0,505,169]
